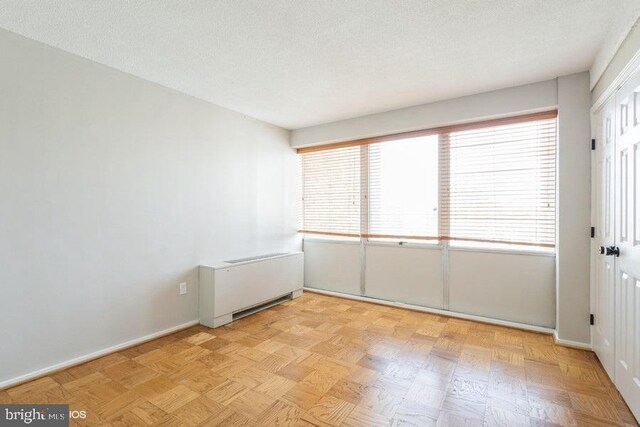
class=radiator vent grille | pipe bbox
[225,253,287,264]
[232,294,292,321]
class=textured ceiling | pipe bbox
[0,1,635,129]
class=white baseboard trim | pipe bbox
[0,320,200,390]
[304,287,555,335]
[553,330,592,351]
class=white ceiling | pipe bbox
[0,1,636,129]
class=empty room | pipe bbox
[1,1,640,426]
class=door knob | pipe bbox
[599,246,620,256]
[606,246,620,257]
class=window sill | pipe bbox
[302,236,555,256]
[302,236,360,245]
[364,240,442,249]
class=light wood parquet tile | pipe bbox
[3,291,638,426]
[170,395,223,426]
[0,390,12,404]
[95,390,145,421]
[219,411,258,426]
[393,399,440,426]
[282,382,323,411]
[343,404,390,427]
[441,394,487,422]
[358,383,403,418]
[132,375,178,401]
[260,399,303,426]
[126,399,167,425]
[404,380,447,409]
[302,395,355,426]
[6,376,59,401]
[277,361,317,383]
[326,379,369,406]
[484,401,531,427]
[102,360,158,388]
[204,380,248,406]
[146,384,199,413]
[255,374,297,399]
[226,388,277,419]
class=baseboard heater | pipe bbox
[199,252,304,328]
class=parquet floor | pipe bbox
[2,291,638,426]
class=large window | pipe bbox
[298,111,557,250]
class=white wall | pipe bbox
[556,73,592,345]
[304,240,555,328]
[448,250,556,328]
[365,245,442,309]
[291,79,557,147]
[0,29,298,385]
[591,13,640,94]
[298,74,592,343]
[303,240,360,295]
[592,18,640,107]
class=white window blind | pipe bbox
[300,146,361,237]
[298,110,557,250]
[368,135,438,240]
[440,115,556,248]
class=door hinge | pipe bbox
[591,139,596,150]
[590,226,595,238]
[590,314,595,325]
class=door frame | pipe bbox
[589,56,640,349]
[589,107,598,352]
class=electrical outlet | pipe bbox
[179,282,187,295]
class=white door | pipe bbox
[593,97,616,379]
[614,67,640,420]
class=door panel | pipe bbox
[614,69,640,420]
[593,98,616,378]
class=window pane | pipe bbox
[369,135,438,239]
[300,146,361,237]
[441,117,556,248]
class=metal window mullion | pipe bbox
[439,133,451,310]
[360,144,369,297]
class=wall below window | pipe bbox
[448,249,555,327]
[0,29,299,386]
[304,240,361,295]
[365,245,443,309]
[304,240,555,328]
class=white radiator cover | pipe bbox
[199,252,304,328]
